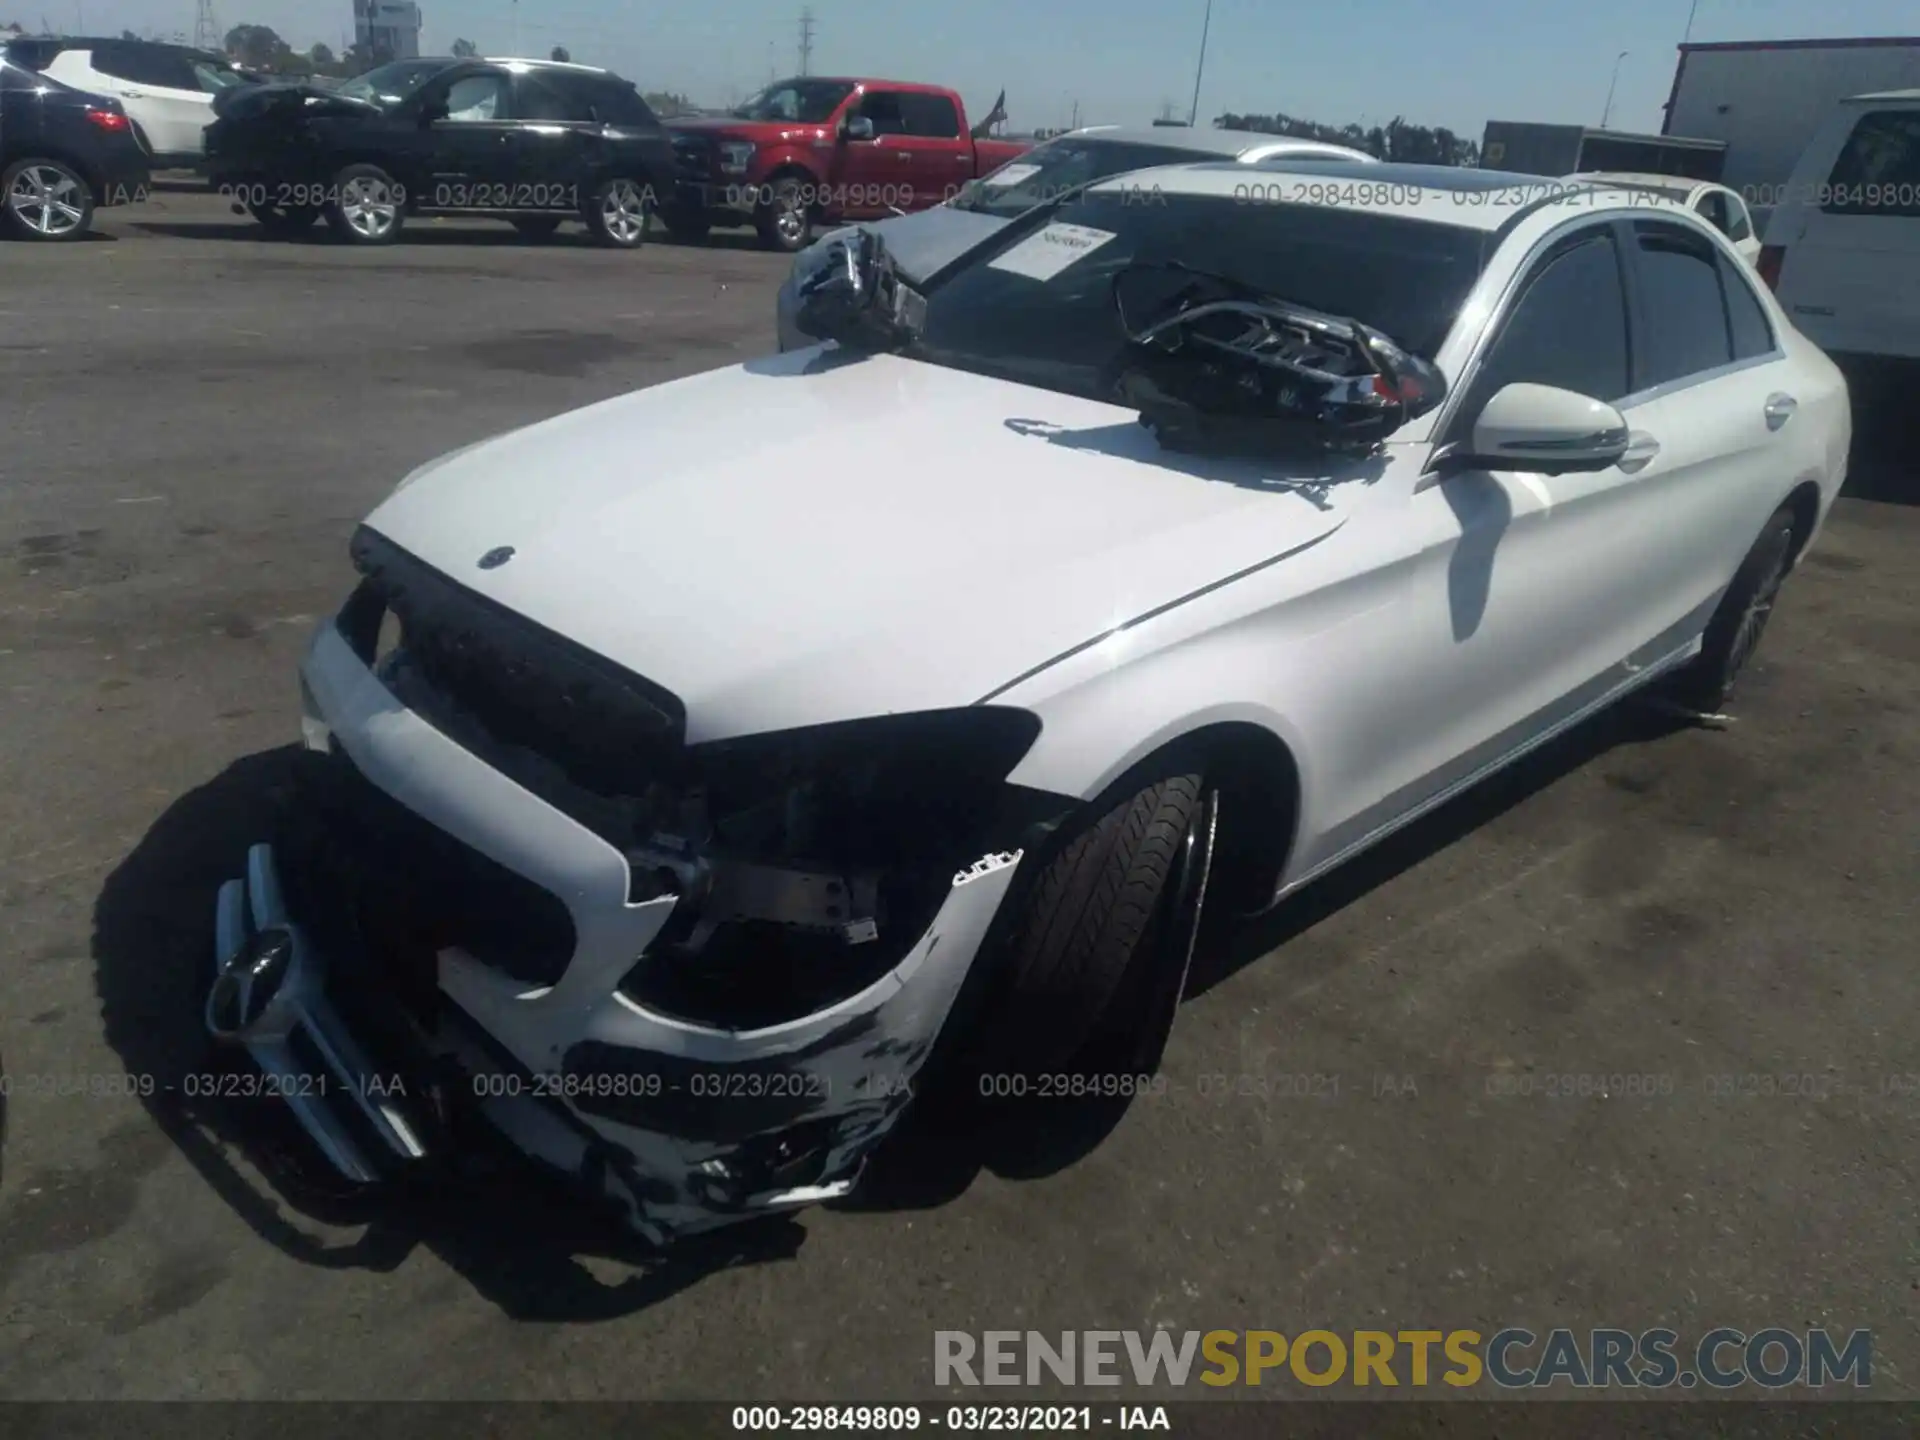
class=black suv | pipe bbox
[1,59,152,242]
[204,57,674,248]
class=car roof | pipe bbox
[1088,159,1693,229]
[1054,124,1371,161]
[1568,170,1707,194]
[483,56,614,75]
[1849,87,1920,102]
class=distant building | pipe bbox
[353,0,422,60]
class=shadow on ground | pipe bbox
[90,747,804,1322]
[124,219,775,253]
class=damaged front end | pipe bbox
[207,528,1060,1243]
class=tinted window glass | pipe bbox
[856,91,907,136]
[1722,192,1753,241]
[559,75,656,126]
[517,76,585,122]
[1822,109,1920,218]
[443,74,509,122]
[898,92,960,138]
[1634,221,1733,385]
[918,194,1488,401]
[1719,251,1774,360]
[95,42,196,88]
[1471,230,1630,405]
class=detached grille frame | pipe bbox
[341,526,687,800]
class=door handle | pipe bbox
[121,88,147,97]
[1764,392,1798,430]
[1619,430,1661,471]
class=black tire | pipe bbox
[511,215,563,241]
[1669,507,1797,711]
[2,157,95,242]
[583,176,652,249]
[323,163,406,246]
[248,201,319,236]
[755,177,813,253]
[661,209,710,244]
[979,767,1211,1077]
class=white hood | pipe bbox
[364,352,1370,743]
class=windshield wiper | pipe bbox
[1108,260,1448,456]
[792,228,927,353]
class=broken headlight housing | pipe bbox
[621,708,1043,1031]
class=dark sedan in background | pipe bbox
[1,57,151,241]
[203,56,674,247]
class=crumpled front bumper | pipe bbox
[207,619,1022,1243]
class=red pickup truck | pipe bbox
[663,77,1031,252]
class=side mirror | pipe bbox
[1464,382,1630,474]
[418,98,448,125]
[843,115,874,141]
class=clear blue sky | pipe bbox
[68,0,1920,136]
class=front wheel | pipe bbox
[2,158,94,241]
[1668,506,1798,711]
[324,164,406,246]
[754,177,813,253]
[976,766,1215,1080]
[584,177,651,249]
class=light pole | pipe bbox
[1600,50,1629,129]
[1682,0,1701,45]
[1186,0,1212,127]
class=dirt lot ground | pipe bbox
[1,185,1916,1406]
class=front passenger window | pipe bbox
[857,93,907,136]
[1467,229,1631,412]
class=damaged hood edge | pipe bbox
[363,353,1377,743]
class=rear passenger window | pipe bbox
[1633,222,1733,386]
[899,93,961,138]
[1470,229,1631,407]
[1718,252,1775,360]
[1822,110,1920,218]
[517,77,585,122]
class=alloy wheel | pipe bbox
[1729,535,1791,682]
[600,179,649,245]
[7,164,85,237]
[339,175,399,240]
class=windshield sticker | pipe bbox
[982,162,1043,188]
[987,223,1118,281]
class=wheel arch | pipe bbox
[1780,478,1824,564]
[1011,708,1308,917]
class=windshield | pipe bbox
[953,139,1217,218]
[732,78,854,123]
[913,188,1490,402]
[337,58,448,105]
[191,58,251,90]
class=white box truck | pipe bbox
[1663,36,1920,202]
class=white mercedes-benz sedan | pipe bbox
[209,161,1850,1243]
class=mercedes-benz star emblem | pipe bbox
[478,546,516,570]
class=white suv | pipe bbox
[1,37,254,166]
[1759,89,1920,362]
